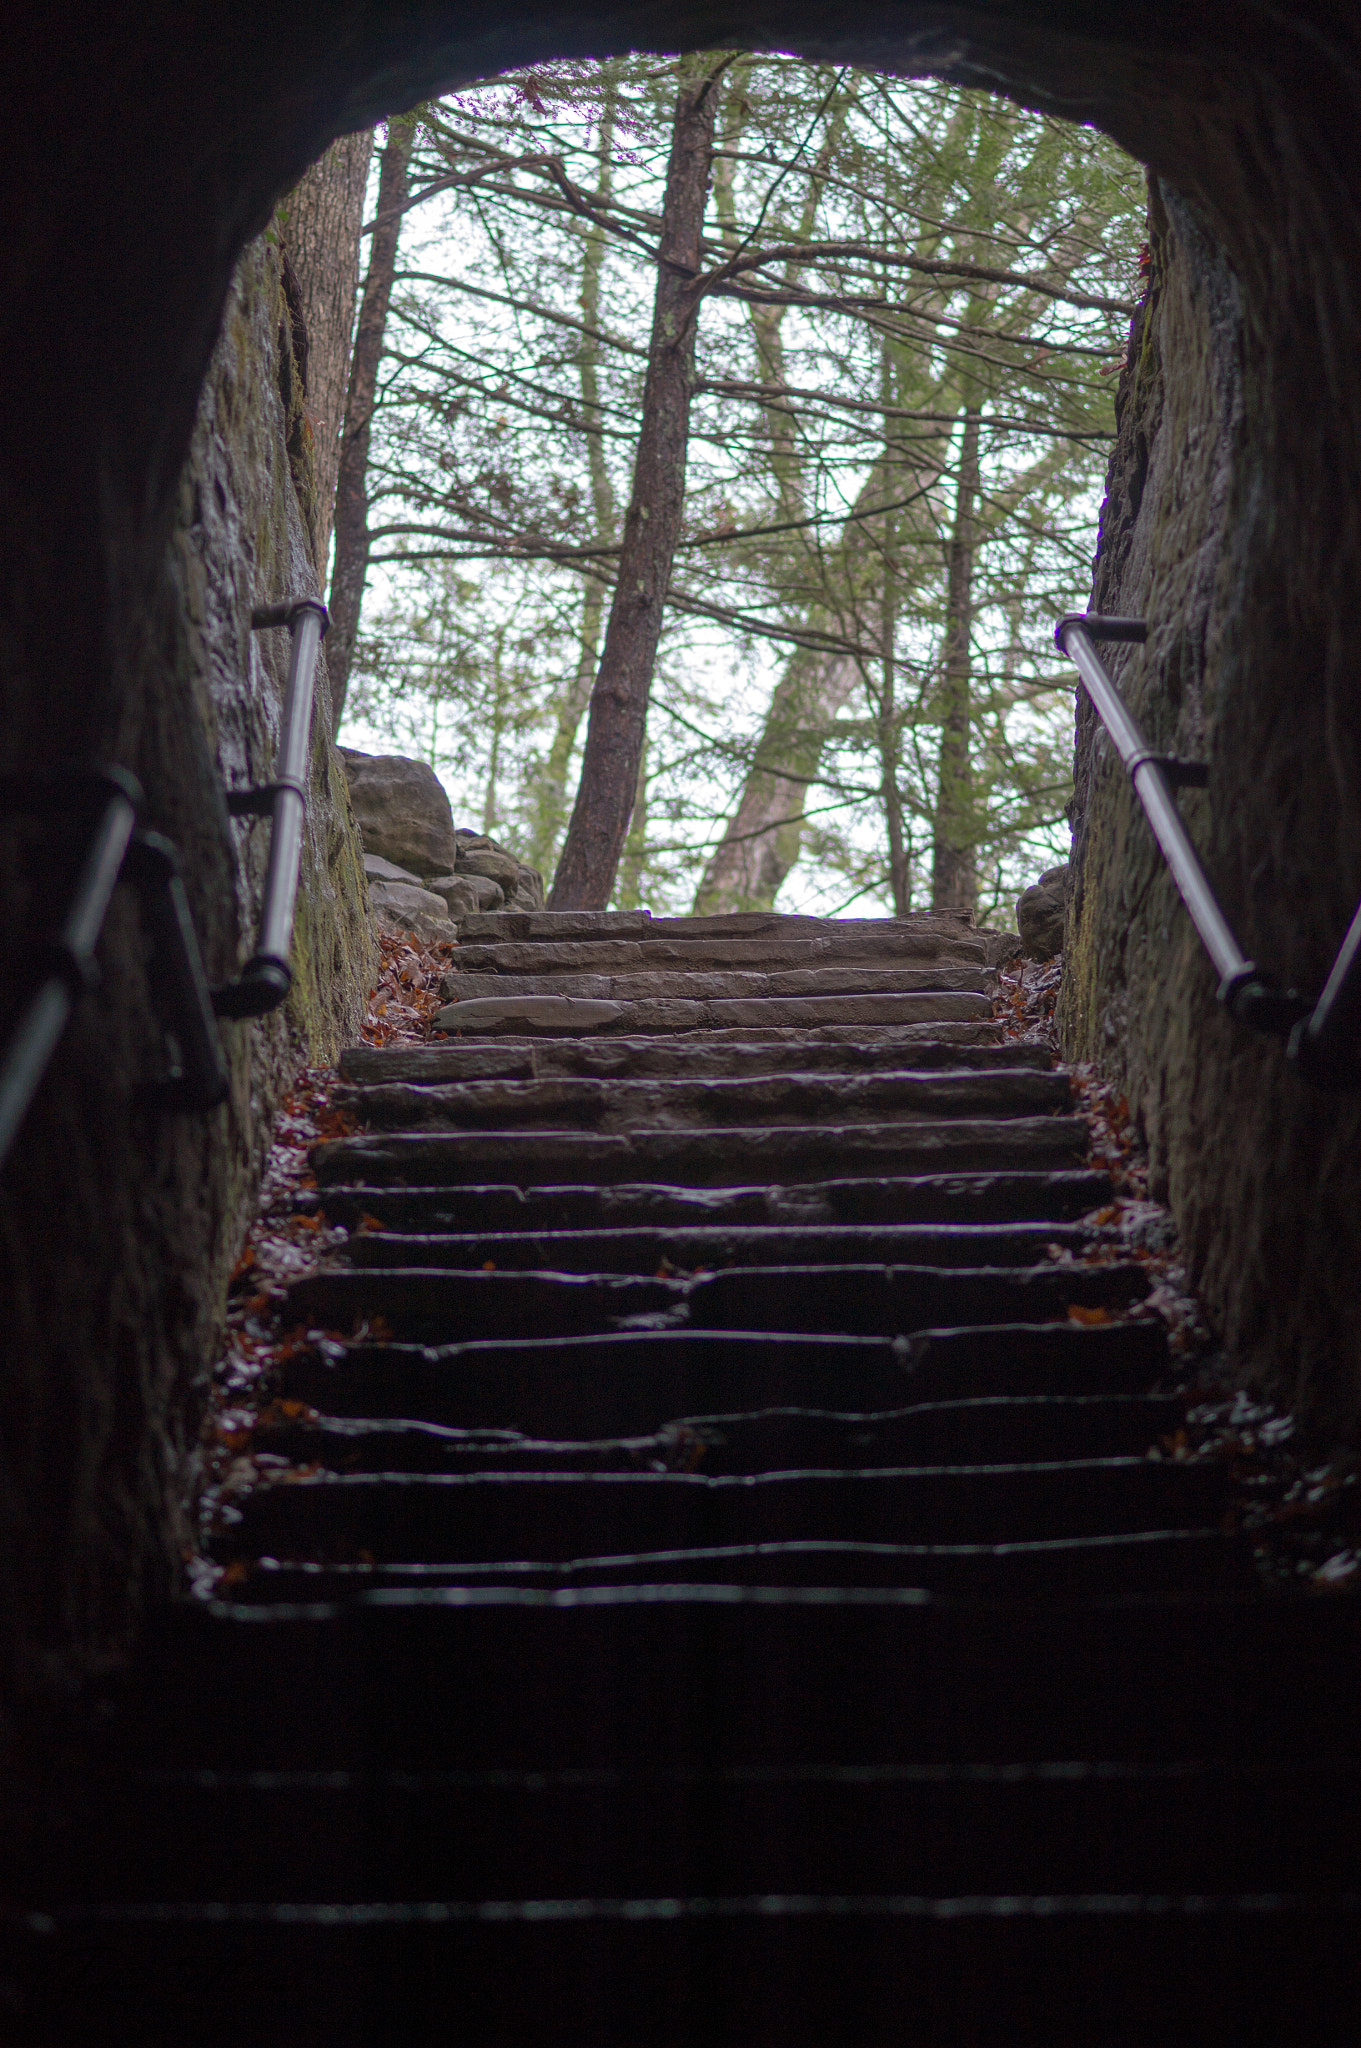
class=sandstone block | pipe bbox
[1016,865,1068,961]
[368,879,459,944]
[428,872,504,917]
[434,995,625,1034]
[341,749,459,876]
[363,853,423,886]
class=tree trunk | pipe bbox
[931,404,982,914]
[878,338,912,916]
[549,57,726,911]
[281,130,373,570]
[693,647,857,911]
[328,112,417,731]
[617,745,649,908]
[527,83,618,873]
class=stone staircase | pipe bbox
[20,911,1361,2042]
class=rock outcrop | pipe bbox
[1016,866,1068,961]
[341,750,546,924]
[340,750,459,877]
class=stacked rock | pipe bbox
[340,748,545,941]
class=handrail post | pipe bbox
[213,596,327,1019]
[1056,614,1310,1039]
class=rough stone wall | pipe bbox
[6,0,1361,1756]
[0,229,372,1747]
[1061,178,1361,1441]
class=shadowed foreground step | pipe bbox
[277,1322,1175,1430]
[220,1523,1251,1601]
[214,1455,1229,1562]
[25,911,1359,2044]
[285,1257,1150,1340]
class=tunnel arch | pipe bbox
[2,0,1361,1731]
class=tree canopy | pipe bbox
[340,54,1145,921]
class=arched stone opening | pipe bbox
[2,1,1359,1729]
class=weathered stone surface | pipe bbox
[336,1068,1075,1133]
[449,829,545,910]
[338,1038,1054,1085]
[0,229,375,1715]
[452,837,522,891]
[427,872,502,917]
[315,1168,1110,1233]
[367,880,459,944]
[339,749,459,876]
[364,854,423,886]
[981,928,1026,967]
[440,966,991,1003]
[1017,867,1068,962]
[434,996,626,1035]
[312,1115,1090,1188]
[450,934,987,974]
[1060,178,1361,1437]
[434,991,993,1036]
[452,909,987,960]
[369,879,450,920]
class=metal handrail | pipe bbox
[213,597,327,1018]
[0,592,329,1168]
[0,769,231,1169]
[1057,613,1361,1084]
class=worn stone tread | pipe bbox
[453,908,984,948]
[285,1258,1149,1342]
[312,1116,1092,1188]
[436,991,996,1034]
[335,1068,1074,1133]
[214,1455,1227,1563]
[278,1324,1171,1432]
[316,1171,1112,1233]
[448,932,988,973]
[439,966,993,1003]
[343,1221,1100,1273]
[251,1393,1184,1473]
[338,1038,1051,1086]
[120,1596,1361,1775]
[220,1524,1251,1605]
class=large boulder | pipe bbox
[340,748,459,876]
[1016,864,1069,961]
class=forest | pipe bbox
[288,52,1146,922]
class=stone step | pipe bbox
[453,909,983,947]
[251,1394,1183,1472]
[66,1748,1344,1910]
[285,1259,1150,1343]
[217,1524,1250,1604]
[278,1324,1171,1433]
[121,1594,1361,1771]
[337,1038,1052,1086]
[213,1457,1226,1564]
[312,1116,1091,1188]
[448,932,988,973]
[336,1069,1074,1134]
[435,991,995,1034]
[440,967,993,1003]
[316,1170,1112,1234]
[343,1222,1099,1273]
[19,1899,1358,2047]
